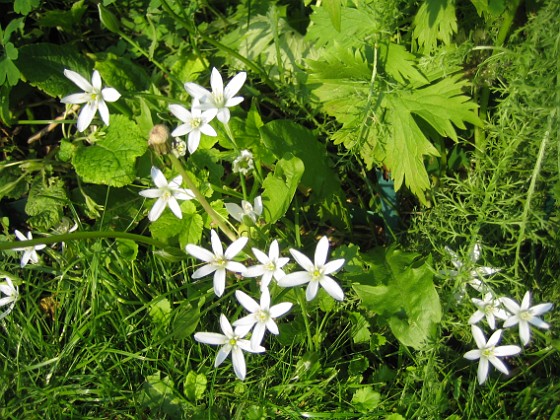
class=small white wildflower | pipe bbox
[468,292,509,330]
[61,69,121,132]
[442,243,499,291]
[13,230,47,267]
[278,236,345,301]
[194,313,264,381]
[0,276,19,320]
[225,196,263,225]
[463,325,521,385]
[501,291,553,346]
[169,99,218,154]
[232,150,254,175]
[244,240,290,291]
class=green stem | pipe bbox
[222,122,239,151]
[296,288,315,352]
[167,154,237,241]
[0,231,167,252]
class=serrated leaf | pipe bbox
[13,0,40,15]
[352,247,441,349]
[412,0,458,54]
[0,55,20,87]
[322,0,342,31]
[15,43,91,97]
[25,177,67,230]
[95,52,150,93]
[72,115,147,187]
[149,297,172,326]
[37,1,87,33]
[261,154,304,223]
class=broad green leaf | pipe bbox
[0,54,20,86]
[183,371,207,402]
[13,0,40,15]
[171,301,201,340]
[352,247,441,349]
[37,1,87,33]
[261,154,304,223]
[15,43,91,97]
[72,115,147,187]
[149,297,172,326]
[140,371,185,418]
[116,238,138,261]
[412,0,458,54]
[25,177,67,230]
[149,200,203,249]
[322,0,342,31]
[350,312,371,344]
[260,120,341,197]
[352,387,380,412]
[95,52,150,93]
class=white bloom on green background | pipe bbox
[169,100,218,154]
[278,236,345,301]
[501,291,553,346]
[225,196,262,224]
[61,69,121,132]
[184,67,246,124]
[185,230,248,297]
[244,240,289,291]
[468,292,509,330]
[138,166,195,222]
[194,313,265,381]
[233,288,292,350]
[0,276,19,320]
[13,230,47,267]
[463,325,521,385]
[232,149,254,175]
[442,243,499,291]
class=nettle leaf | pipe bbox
[25,177,67,230]
[262,153,304,223]
[352,247,441,349]
[149,200,203,249]
[412,0,458,54]
[15,43,91,97]
[72,115,147,187]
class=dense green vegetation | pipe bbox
[1,0,558,418]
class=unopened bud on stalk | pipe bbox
[148,124,170,155]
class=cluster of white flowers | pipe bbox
[171,68,246,154]
[443,243,553,385]
[187,230,345,380]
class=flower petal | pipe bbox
[519,321,531,345]
[210,230,224,257]
[191,264,217,279]
[102,87,121,102]
[289,249,314,272]
[250,322,267,350]
[64,69,92,92]
[215,344,231,367]
[323,258,345,274]
[235,290,260,313]
[231,346,246,380]
[477,357,489,384]
[184,82,211,100]
[269,302,292,318]
[277,271,310,287]
[225,237,248,260]
[210,68,225,96]
[306,281,320,301]
[167,197,183,219]
[488,355,509,375]
[76,102,97,132]
[320,276,344,301]
[493,345,521,357]
[148,197,167,221]
[169,104,191,122]
[463,349,481,360]
[486,329,503,348]
[530,303,553,317]
[194,332,226,345]
[216,108,230,124]
[224,71,246,99]
[60,92,90,104]
[213,269,226,297]
[471,325,487,349]
[314,236,330,266]
[186,245,215,262]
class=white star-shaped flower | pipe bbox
[277,236,345,301]
[501,291,553,346]
[185,229,248,297]
[61,69,121,132]
[169,99,218,154]
[232,149,254,175]
[463,325,521,385]
[244,240,289,291]
[233,288,292,350]
[194,313,265,380]
[225,196,263,225]
[184,67,246,124]
[13,230,47,267]
[0,276,19,320]
[138,167,195,222]
[442,243,499,291]
[468,292,509,330]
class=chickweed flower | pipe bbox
[194,313,265,381]
[14,230,47,267]
[61,69,121,132]
[232,150,254,175]
[244,240,289,291]
[225,196,263,225]
[463,325,521,385]
[233,288,292,350]
[468,292,509,330]
[185,230,248,297]
[138,166,195,222]
[0,276,18,320]
[442,243,499,291]
[501,291,553,346]
[184,67,246,124]
[278,236,345,301]
[169,99,218,154]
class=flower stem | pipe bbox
[167,154,237,241]
[296,288,316,352]
[222,122,239,151]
